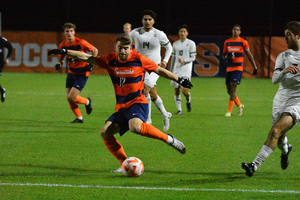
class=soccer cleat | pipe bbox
[187,102,192,112]
[1,88,5,102]
[238,104,244,116]
[225,112,231,117]
[111,166,122,173]
[85,97,92,114]
[163,112,172,131]
[167,134,186,154]
[71,118,84,123]
[176,110,183,115]
[281,144,292,170]
[242,162,255,177]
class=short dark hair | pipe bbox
[284,21,300,35]
[179,24,189,32]
[232,24,241,31]
[116,33,132,45]
[141,9,156,20]
[63,22,76,31]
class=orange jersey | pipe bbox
[131,41,136,52]
[59,37,94,76]
[95,51,158,112]
[223,37,249,72]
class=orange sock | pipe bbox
[234,96,241,107]
[74,95,88,105]
[140,123,168,142]
[103,136,127,164]
[227,100,234,112]
[68,100,82,117]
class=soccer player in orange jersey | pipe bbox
[222,24,258,117]
[48,34,192,172]
[55,23,98,123]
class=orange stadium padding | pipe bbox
[2,31,287,78]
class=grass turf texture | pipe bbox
[0,72,300,199]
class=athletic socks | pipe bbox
[174,95,182,111]
[146,94,152,123]
[68,100,82,118]
[278,136,289,155]
[252,145,273,170]
[140,123,168,142]
[103,136,127,164]
[74,95,88,105]
[227,100,234,112]
[153,95,168,117]
[234,96,241,107]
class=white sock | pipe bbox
[174,95,182,111]
[153,95,168,117]
[185,92,191,103]
[166,135,174,144]
[86,99,89,105]
[77,116,83,120]
[277,136,288,155]
[253,145,273,170]
[146,94,151,121]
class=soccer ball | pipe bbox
[121,157,144,177]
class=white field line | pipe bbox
[7,91,272,101]
[0,183,299,194]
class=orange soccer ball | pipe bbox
[121,157,144,177]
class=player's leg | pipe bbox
[172,80,182,114]
[0,84,5,103]
[242,113,293,177]
[144,84,152,124]
[182,87,191,112]
[225,83,236,116]
[66,87,83,123]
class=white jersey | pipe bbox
[129,27,172,64]
[170,39,196,77]
[272,49,300,125]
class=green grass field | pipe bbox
[0,72,300,199]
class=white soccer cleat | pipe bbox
[238,104,244,116]
[225,112,231,117]
[111,166,122,173]
[163,112,172,131]
[167,134,186,154]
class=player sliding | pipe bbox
[48,33,192,173]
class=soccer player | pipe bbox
[54,23,98,123]
[123,23,135,51]
[0,36,13,102]
[223,24,258,117]
[48,33,192,173]
[241,21,300,177]
[129,9,172,131]
[170,25,196,114]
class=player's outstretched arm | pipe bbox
[155,66,193,89]
[48,49,97,65]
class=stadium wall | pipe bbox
[2,31,286,78]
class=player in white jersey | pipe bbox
[241,21,300,177]
[170,25,196,114]
[129,9,172,131]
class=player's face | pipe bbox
[115,41,131,60]
[232,26,241,38]
[123,26,131,35]
[64,28,75,41]
[284,29,299,50]
[179,28,188,40]
[142,15,155,31]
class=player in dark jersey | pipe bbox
[55,23,98,123]
[48,33,192,172]
[223,24,258,117]
[0,36,13,102]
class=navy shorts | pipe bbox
[226,71,243,85]
[66,73,88,91]
[106,103,149,136]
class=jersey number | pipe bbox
[179,50,183,56]
[143,42,150,49]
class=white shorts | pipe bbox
[144,72,159,88]
[272,98,300,126]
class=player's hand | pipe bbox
[284,65,300,74]
[224,56,233,64]
[253,69,258,75]
[48,48,68,56]
[177,77,193,89]
[55,64,61,71]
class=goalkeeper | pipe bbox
[48,33,192,173]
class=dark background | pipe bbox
[0,0,299,36]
